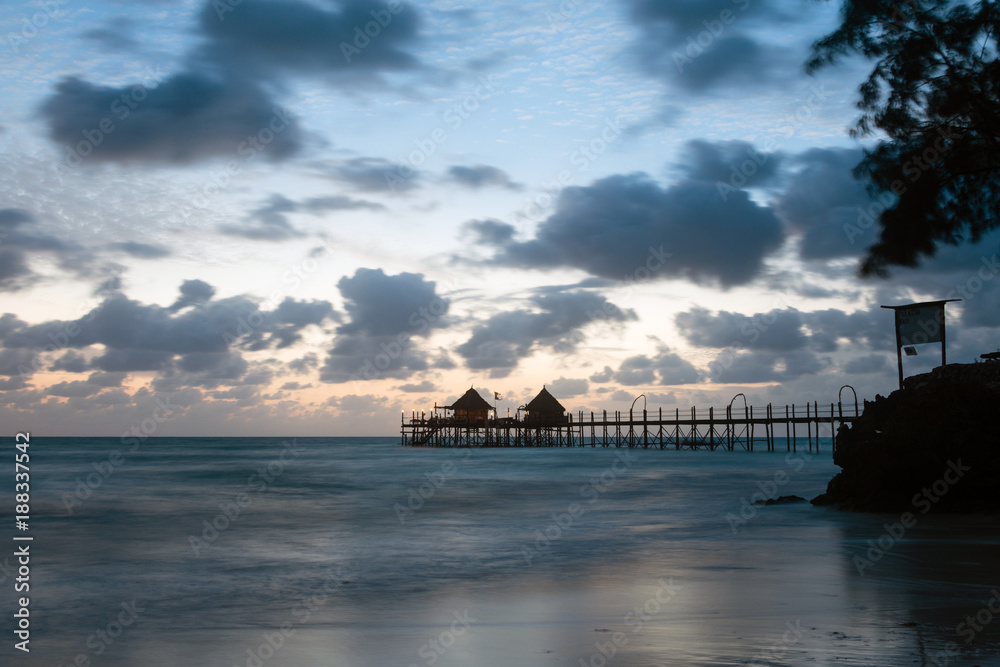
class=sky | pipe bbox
[1,0,998,437]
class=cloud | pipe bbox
[82,17,139,51]
[611,347,701,386]
[472,173,783,288]
[675,306,808,352]
[455,291,636,376]
[220,193,384,240]
[109,241,172,259]
[0,208,93,290]
[41,72,303,166]
[625,0,794,92]
[708,348,827,383]
[446,165,521,190]
[169,279,216,312]
[773,148,876,260]
[398,380,437,393]
[677,139,782,187]
[313,157,420,193]
[2,282,335,386]
[843,354,891,375]
[198,0,422,80]
[547,377,589,397]
[320,269,449,383]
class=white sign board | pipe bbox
[896,304,943,345]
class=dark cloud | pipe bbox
[41,73,302,165]
[843,354,891,375]
[398,380,437,393]
[446,165,521,190]
[109,241,172,259]
[611,348,701,386]
[675,306,808,352]
[2,282,335,385]
[314,157,420,193]
[170,279,216,312]
[199,0,421,79]
[625,0,793,92]
[473,174,783,288]
[50,351,89,374]
[0,349,38,377]
[709,348,827,383]
[677,139,781,187]
[547,377,589,397]
[46,371,127,398]
[320,269,449,383]
[0,208,92,290]
[220,194,384,240]
[456,292,636,376]
[589,365,614,383]
[774,148,876,260]
[465,219,516,245]
[82,17,139,51]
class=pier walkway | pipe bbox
[401,389,862,454]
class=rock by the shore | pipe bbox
[753,495,807,506]
[811,361,1000,512]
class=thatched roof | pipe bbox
[447,387,492,411]
[525,386,565,413]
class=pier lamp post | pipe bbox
[629,394,646,421]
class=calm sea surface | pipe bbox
[2,437,998,666]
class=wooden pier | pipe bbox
[401,388,863,454]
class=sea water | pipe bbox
[2,437,998,666]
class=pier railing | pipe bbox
[401,390,862,454]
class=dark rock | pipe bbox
[753,495,807,506]
[812,362,1000,513]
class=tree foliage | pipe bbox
[808,0,1000,276]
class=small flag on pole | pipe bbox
[494,392,502,400]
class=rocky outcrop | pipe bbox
[812,362,1000,512]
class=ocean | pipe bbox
[3,436,999,666]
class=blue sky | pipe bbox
[2,0,998,436]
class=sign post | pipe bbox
[881,299,961,390]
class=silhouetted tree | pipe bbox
[809,0,1000,276]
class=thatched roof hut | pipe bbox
[525,386,567,424]
[446,387,492,423]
